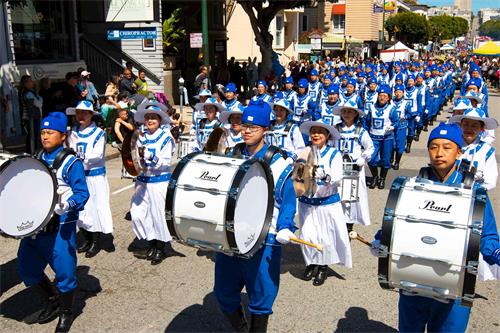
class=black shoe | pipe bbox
[77,229,91,253]
[414,130,421,142]
[405,139,412,153]
[346,223,354,233]
[303,265,317,281]
[313,266,328,286]
[36,275,60,324]
[377,177,386,189]
[249,313,269,333]
[368,166,379,189]
[55,291,74,333]
[146,240,157,260]
[393,153,403,170]
[124,211,132,221]
[224,307,248,333]
[151,241,166,265]
[423,125,428,132]
[85,232,101,258]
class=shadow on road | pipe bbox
[0,258,22,296]
[0,265,101,325]
[334,307,398,332]
[164,292,232,332]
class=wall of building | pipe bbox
[345,0,380,41]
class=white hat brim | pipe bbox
[448,115,498,130]
[299,121,341,141]
[65,106,97,115]
[458,95,483,104]
[134,105,171,125]
[332,105,365,117]
[194,101,226,113]
[267,102,292,114]
[219,110,243,124]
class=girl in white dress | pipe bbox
[297,119,352,286]
[66,100,114,258]
[131,102,175,265]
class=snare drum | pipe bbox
[178,135,196,159]
[378,176,485,307]
[339,161,360,203]
[165,152,274,258]
[0,156,58,238]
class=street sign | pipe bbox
[190,33,203,48]
[311,38,322,50]
[107,28,157,40]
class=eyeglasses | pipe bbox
[241,124,262,132]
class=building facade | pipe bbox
[478,8,500,25]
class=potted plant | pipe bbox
[163,8,186,70]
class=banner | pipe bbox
[373,0,396,13]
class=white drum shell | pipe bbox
[169,153,271,256]
[178,135,196,159]
[384,178,477,301]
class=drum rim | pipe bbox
[225,158,274,258]
[0,155,58,238]
[378,176,407,290]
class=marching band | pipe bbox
[0,58,499,333]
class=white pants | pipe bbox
[130,180,172,242]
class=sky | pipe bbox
[418,0,500,13]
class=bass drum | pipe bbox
[378,176,485,307]
[166,152,274,258]
[0,156,58,238]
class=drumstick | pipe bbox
[290,237,324,252]
[349,231,371,247]
[57,188,68,206]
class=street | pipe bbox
[1,93,499,333]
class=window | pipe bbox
[301,15,308,32]
[142,39,156,51]
[275,15,284,47]
[11,0,75,63]
[332,15,345,30]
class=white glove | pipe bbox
[370,239,380,257]
[356,158,366,167]
[143,149,154,161]
[276,229,295,245]
[384,125,394,134]
[424,109,429,115]
[315,167,326,180]
[415,116,421,123]
[54,202,70,215]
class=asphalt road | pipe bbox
[1,93,499,332]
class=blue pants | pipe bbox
[394,127,407,154]
[214,243,281,315]
[369,137,393,169]
[407,117,416,138]
[17,222,78,293]
[399,293,470,333]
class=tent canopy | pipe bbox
[440,44,455,51]
[385,42,418,55]
[473,41,500,56]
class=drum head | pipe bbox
[0,157,57,238]
[233,162,271,255]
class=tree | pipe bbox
[237,0,316,79]
[162,8,186,55]
[384,12,429,44]
[479,19,500,40]
[429,15,469,41]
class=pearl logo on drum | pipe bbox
[194,201,206,208]
[197,171,221,182]
[418,200,452,213]
[17,221,34,232]
[421,236,437,245]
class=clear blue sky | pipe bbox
[418,0,500,13]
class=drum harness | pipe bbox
[35,148,77,234]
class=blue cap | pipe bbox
[324,74,333,81]
[243,100,271,127]
[310,69,319,76]
[378,84,392,96]
[357,72,366,78]
[225,83,237,93]
[285,76,294,84]
[428,122,462,148]
[395,73,404,82]
[407,74,416,81]
[341,74,349,81]
[327,84,339,95]
[273,91,284,100]
[298,78,308,88]
[394,84,405,92]
[413,62,421,68]
[41,112,67,133]
[466,78,481,89]
[368,77,378,85]
[347,78,357,87]
[469,62,480,73]
[339,66,346,71]
[256,80,267,87]
[416,73,425,79]
[394,61,401,67]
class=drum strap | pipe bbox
[418,166,475,189]
[199,119,221,130]
[232,143,286,164]
[35,148,76,171]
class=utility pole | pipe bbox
[201,0,209,65]
[381,5,386,50]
